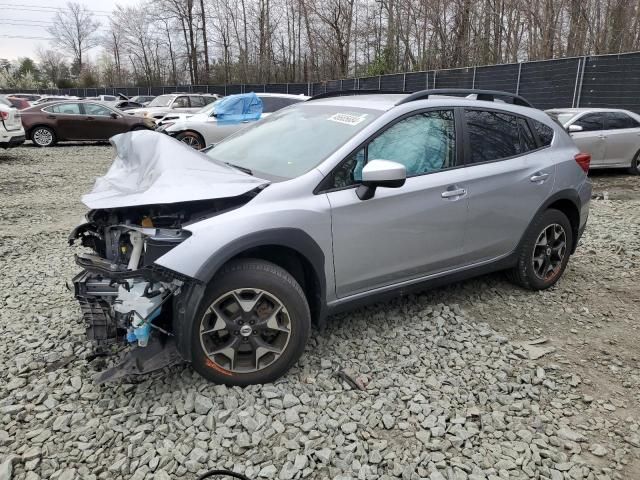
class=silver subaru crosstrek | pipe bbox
[70,89,592,385]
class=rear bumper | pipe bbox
[574,178,592,251]
[0,134,25,149]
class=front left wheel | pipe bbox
[176,131,205,150]
[190,259,311,386]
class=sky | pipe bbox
[0,0,136,61]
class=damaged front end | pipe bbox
[70,199,246,383]
[69,131,269,383]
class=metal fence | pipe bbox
[4,51,640,113]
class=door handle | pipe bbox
[46,115,56,119]
[86,116,95,121]
[441,188,466,198]
[530,172,550,182]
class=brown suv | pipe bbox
[21,100,156,147]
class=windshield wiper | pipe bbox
[225,162,253,176]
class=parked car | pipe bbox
[546,108,640,174]
[71,89,592,386]
[126,93,220,119]
[32,96,80,105]
[8,93,41,102]
[155,99,219,128]
[85,95,119,107]
[161,92,309,149]
[21,100,156,147]
[0,96,26,149]
[114,100,144,111]
[129,95,156,106]
[6,96,31,110]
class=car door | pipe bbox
[568,112,606,167]
[324,109,469,298]
[601,112,640,167]
[462,109,556,264]
[82,103,126,139]
[45,103,85,140]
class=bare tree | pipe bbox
[47,2,100,73]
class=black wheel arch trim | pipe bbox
[172,228,327,360]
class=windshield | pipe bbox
[207,104,380,179]
[547,111,576,126]
[148,95,173,107]
[199,99,221,115]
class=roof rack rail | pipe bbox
[309,89,405,101]
[395,88,533,107]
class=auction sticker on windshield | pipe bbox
[327,112,368,126]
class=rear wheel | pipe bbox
[628,150,640,175]
[507,209,573,290]
[31,126,56,147]
[190,259,311,386]
[176,131,205,150]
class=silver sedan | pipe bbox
[546,108,640,175]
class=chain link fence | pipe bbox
[3,51,640,113]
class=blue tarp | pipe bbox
[214,92,262,123]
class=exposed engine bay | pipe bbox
[70,196,255,383]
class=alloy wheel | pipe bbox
[33,128,53,146]
[532,223,567,281]
[199,288,292,373]
[180,135,202,149]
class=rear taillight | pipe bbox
[0,111,8,121]
[574,152,591,173]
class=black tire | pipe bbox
[31,126,56,147]
[628,150,640,175]
[507,209,573,290]
[131,125,148,131]
[190,259,311,386]
[176,131,205,150]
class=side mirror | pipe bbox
[110,112,119,119]
[567,124,583,133]
[356,159,406,200]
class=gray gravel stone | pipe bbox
[0,146,636,480]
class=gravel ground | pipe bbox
[0,143,638,480]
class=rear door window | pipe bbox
[604,112,640,130]
[84,103,113,116]
[464,109,537,164]
[189,96,206,108]
[45,103,82,114]
[573,113,605,132]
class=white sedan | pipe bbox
[546,108,640,175]
[161,93,309,150]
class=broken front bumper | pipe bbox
[72,253,188,383]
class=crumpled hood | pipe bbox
[82,130,269,209]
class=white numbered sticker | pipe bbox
[327,113,368,126]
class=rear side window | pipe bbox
[573,113,604,132]
[464,110,536,164]
[532,120,554,147]
[604,112,640,130]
